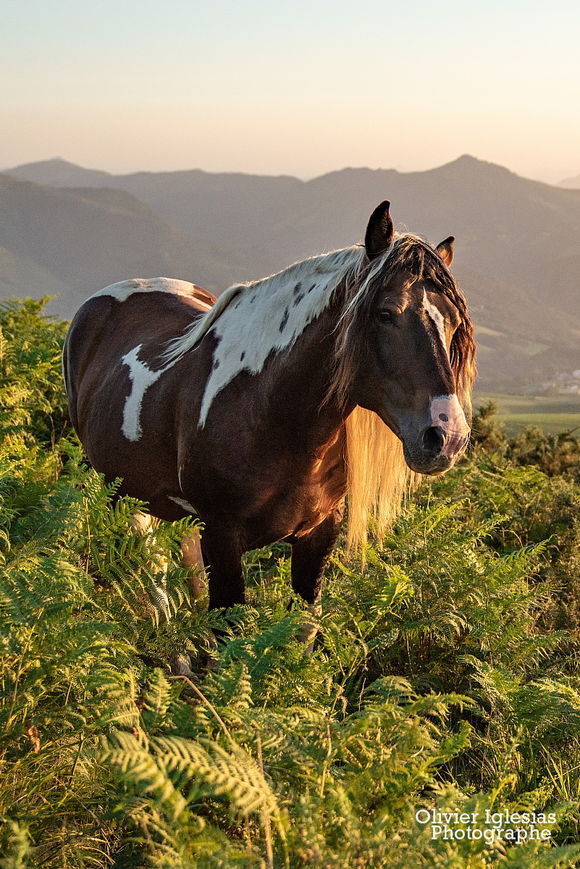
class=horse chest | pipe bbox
[178,429,346,547]
[244,438,347,544]
[241,477,345,548]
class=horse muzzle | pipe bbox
[400,394,470,475]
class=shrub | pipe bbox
[1,301,579,867]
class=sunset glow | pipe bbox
[3,0,580,182]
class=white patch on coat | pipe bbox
[121,344,168,441]
[91,277,211,305]
[163,246,371,427]
[423,290,447,352]
[168,496,198,514]
[153,232,447,429]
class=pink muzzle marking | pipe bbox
[429,395,469,456]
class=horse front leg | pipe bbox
[290,506,343,648]
[196,525,245,662]
[200,525,245,610]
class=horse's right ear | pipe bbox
[365,200,394,260]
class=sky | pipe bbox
[2,0,580,183]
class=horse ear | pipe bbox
[436,236,455,267]
[365,200,394,260]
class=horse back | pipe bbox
[63,278,215,477]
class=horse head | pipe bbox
[337,201,476,476]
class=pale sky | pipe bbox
[2,0,580,183]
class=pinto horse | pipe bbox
[63,201,476,616]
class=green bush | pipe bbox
[1,300,579,868]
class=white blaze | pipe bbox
[423,290,447,352]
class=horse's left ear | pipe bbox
[436,236,455,267]
[365,200,395,260]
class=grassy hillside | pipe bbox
[1,300,579,868]
[475,393,580,435]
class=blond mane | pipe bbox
[344,407,420,552]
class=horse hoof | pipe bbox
[180,635,219,678]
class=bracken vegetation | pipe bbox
[1,298,579,868]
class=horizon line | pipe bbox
[3,153,577,189]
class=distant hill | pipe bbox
[0,174,237,316]
[5,158,113,188]
[560,173,580,189]
[2,155,580,389]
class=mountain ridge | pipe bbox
[2,156,579,390]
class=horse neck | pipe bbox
[192,247,362,443]
[264,302,352,449]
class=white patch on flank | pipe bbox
[168,496,197,514]
[121,344,168,441]
[91,277,209,304]
[423,290,447,352]
[163,246,374,426]
[93,276,216,441]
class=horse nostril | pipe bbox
[422,425,446,454]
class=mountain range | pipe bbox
[2,155,579,390]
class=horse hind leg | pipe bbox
[181,530,205,603]
[131,511,206,610]
[130,511,171,621]
[130,510,197,676]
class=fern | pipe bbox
[1,300,579,866]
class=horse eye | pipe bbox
[377,309,395,324]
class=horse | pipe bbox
[63,201,476,624]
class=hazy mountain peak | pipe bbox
[5,158,112,187]
[434,154,514,176]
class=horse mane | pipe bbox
[330,234,477,552]
[161,246,365,365]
